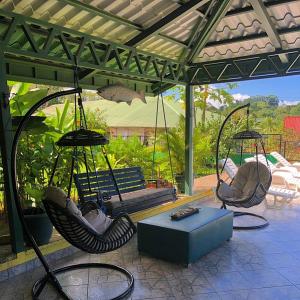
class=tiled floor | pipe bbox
[2,195,300,299]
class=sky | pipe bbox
[215,75,300,105]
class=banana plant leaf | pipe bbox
[12,116,50,133]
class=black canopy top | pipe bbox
[56,128,109,147]
[232,130,263,140]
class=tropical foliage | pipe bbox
[4,80,300,212]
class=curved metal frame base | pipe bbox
[233,211,269,230]
[32,263,134,300]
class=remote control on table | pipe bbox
[171,207,200,221]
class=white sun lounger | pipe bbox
[220,158,299,206]
[271,151,300,172]
[253,154,300,177]
[245,155,300,187]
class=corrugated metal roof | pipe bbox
[199,0,300,62]
[0,0,299,83]
[0,0,300,61]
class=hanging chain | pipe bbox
[161,91,175,186]
[151,91,160,181]
[73,56,105,206]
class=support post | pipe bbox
[185,84,194,195]
[0,52,24,252]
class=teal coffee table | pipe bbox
[137,206,233,265]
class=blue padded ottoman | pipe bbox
[137,206,233,265]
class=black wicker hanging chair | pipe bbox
[215,103,272,230]
[43,200,135,254]
[11,87,136,300]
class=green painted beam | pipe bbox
[185,84,194,196]
[5,56,155,94]
[225,0,298,18]
[204,25,300,48]
[189,48,300,84]
[249,0,282,49]
[249,0,289,64]
[61,0,187,48]
[179,0,216,62]
[186,0,232,63]
[0,52,24,253]
[159,34,188,48]
[79,0,205,80]
[0,10,186,88]
[177,0,208,19]
[62,0,142,30]
[125,0,210,47]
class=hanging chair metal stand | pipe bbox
[233,211,269,230]
[216,103,271,230]
[32,263,134,300]
[221,203,269,230]
[11,89,135,300]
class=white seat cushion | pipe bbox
[44,186,112,235]
[83,209,112,234]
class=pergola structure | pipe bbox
[0,0,300,253]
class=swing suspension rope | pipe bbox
[151,93,159,180]
[75,60,107,203]
[151,84,175,186]
[49,58,104,203]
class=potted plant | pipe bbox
[23,206,53,246]
[17,132,55,246]
[10,82,54,246]
[17,121,77,246]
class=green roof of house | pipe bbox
[44,97,215,128]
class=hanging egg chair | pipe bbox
[215,103,272,230]
[11,85,136,299]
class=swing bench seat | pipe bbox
[74,166,177,217]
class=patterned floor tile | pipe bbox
[88,281,131,300]
[58,269,89,286]
[204,271,252,292]
[168,275,215,296]
[263,253,300,269]
[4,197,300,299]
[239,269,291,288]
[131,279,173,300]
[278,266,300,284]
[247,286,300,300]
[218,289,250,300]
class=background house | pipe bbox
[44,97,213,144]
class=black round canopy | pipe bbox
[56,128,109,147]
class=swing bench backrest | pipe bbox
[75,166,177,217]
[74,166,146,203]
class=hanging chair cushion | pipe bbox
[83,209,112,234]
[218,182,240,200]
[233,161,271,198]
[44,186,82,216]
[217,161,271,207]
[44,186,112,234]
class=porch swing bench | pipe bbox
[74,166,177,217]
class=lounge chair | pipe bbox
[220,158,298,206]
[245,154,300,179]
[245,154,300,180]
[271,151,300,172]
[245,155,300,186]
[252,154,300,177]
